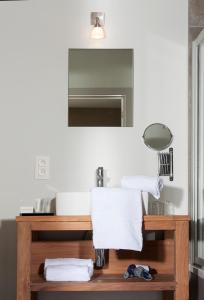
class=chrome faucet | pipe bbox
[95,166,105,268]
[96,167,103,187]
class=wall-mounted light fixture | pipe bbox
[91,12,105,39]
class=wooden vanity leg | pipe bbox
[162,231,174,300]
[174,221,189,300]
[17,222,31,300]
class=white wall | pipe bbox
[0,0,188,299]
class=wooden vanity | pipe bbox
[16,215,190,300]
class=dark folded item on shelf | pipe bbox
[20,213,54,216]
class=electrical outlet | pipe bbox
[35,156,50,180]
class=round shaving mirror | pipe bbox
[143,123,173,151]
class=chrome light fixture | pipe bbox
[91,12,105,39]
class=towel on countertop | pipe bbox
[121,176,164,200]
[91,187,143,251]
[45,264,92,282]
[44,258,94,277]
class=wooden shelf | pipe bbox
[31,274,175,292]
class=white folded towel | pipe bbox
[44,258,94,277]
[91,187,143,251]
[121,176,164,199]
[45,264,91,282]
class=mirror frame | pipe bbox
[69,94,127,127]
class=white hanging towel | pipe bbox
[45,264,91,282]
[121,176,164,199]
[91,187,143,251]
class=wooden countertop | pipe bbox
[16,215,190,222]
[16,215,190,231]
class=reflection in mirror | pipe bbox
[68,49,133,127]
[143,123,173,151]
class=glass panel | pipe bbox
[197,40,204,261]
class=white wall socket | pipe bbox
[35,156,50,180]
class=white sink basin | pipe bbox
[56,192,91,216]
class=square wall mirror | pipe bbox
[68,49,134,127]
